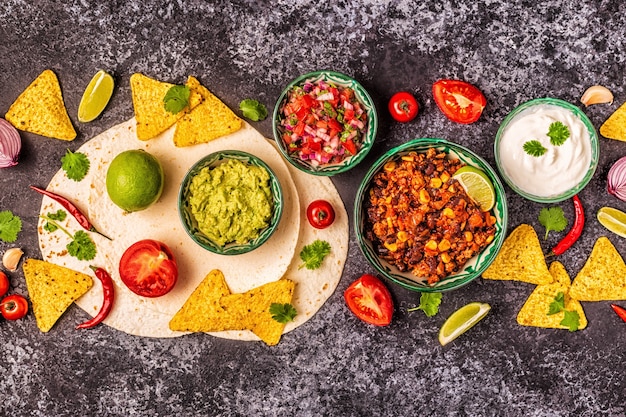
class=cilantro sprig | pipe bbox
[548,291,580,332]
[523,121,570,157]
[523,140,547,157]
[407,292,442,317]
[61,149,90,182]
[0,210,22,243]
[538,206,568,240]
[40,214,96,261]
[43,209,67,232]
[299,239,331,270]
[269,303,297,324]
[164,85,191,115]
[239,99,268,121]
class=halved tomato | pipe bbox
[119,239,178,298]
[432,79,486,124]
[344,274,393,326]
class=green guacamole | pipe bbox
[188,158,273,246]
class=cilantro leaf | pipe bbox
[66,230,96,261]
[548,292,566,315]
[164,85,191,114]
[547,121,570,146]
[299,239,331,270]
[61,149,90,182]
[43,209,67,232]
[523,140,547,157]
[0,210,22,243]
[239,99,268,121]
[269,303,297,324]
[407,292,443,317]
[561,310,580,332]
[538,206,568,240]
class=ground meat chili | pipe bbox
[364,148,497,284]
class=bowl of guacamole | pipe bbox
[178,150,283,255]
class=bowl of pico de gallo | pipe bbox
[272,70,378,176]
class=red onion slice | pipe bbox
[607,156,626,201]
[0,118,21,168]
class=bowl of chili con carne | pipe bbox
[354,138,508,292]
[272,70,377,176]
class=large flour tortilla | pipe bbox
[37,119,348,339]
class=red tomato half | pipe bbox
[0,271,9,298]
[119,239,178,298]
[432,79,486,124]
[344,274,393,326]
[388,91,419,123]
[1,294,28,320]
[306,200,336,229]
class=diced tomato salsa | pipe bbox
[279,79,367,166]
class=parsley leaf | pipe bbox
[0,210,22,243]
[523,140,547,157]
[163,85,191,114]
[43,210,67,232]
[299,239,331,270]
[407,292,443,317]
[561,310,580,332]
[269,303,297,324]
[239,99,268,121]
[548,292,566,315]
[61,149,90,182]
[66,230,97,261]
[538,206,568,240]
[547,121,570,146]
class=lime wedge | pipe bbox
[452,166,495,212]
[78,70,114,123]
[439,302,491,346]
[597,206,626,238]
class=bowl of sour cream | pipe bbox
[494,98,599,203]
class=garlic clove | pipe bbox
[580,85,614,107]
[3,247,23,272]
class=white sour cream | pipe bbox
[498,104,591,197]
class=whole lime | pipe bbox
[106,149,164,212]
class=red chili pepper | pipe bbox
[550,194,584,256]
[611,304,626,323]
[30,185,111,240]
[76,266,115,329]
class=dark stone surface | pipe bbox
[1,1,625,416]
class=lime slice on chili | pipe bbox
[452,166,495,212]
[597,206,626,238]
[438,302,491,346]
[78,70,115,123]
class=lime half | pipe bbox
[439,302,491,346]
[597,206,626,238]
[453,166,495,212]
[78,70,115,122]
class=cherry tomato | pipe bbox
[306,200,336,229]
[432,79,486,124]
[119,239,178,298]
[1,294,28,320]
[344,274,393,326]
[0,271,9,298]
[388,91,419,123]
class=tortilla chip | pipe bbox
[570,237,626,301]
[22,258,93,332]
[516,261,587,330]
[600,101,626,141]
[5,69,76,141]
[173,76,243,147]
[482,224,553,285]
[169,270,242,332]
[219,279,295,346]
[130,73,204,140]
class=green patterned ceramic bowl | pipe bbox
[354,138,508,292]
[494,97,599,203]
[272,70,377,176]
[178,150,283,255]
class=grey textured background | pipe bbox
[0,1,625,416]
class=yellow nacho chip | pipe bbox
[570,237,626,301]
[172,76,243,147]
[482,224,553,285]
[169,269,242,332]
[5,69,76,141]
[220,279,295,346]
[516,261,587,330]
[600,101,626,141]
[130,73,204,140]
[22,258,93,332]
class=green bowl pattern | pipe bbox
[178,150,283,255]
[494,97,599,203]
[272,70,378,176]
[354,138,508,292]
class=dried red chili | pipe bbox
[550,195,584,256]
[30,185,111,240]
[611,304,626,323]
[76,266,114,329]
